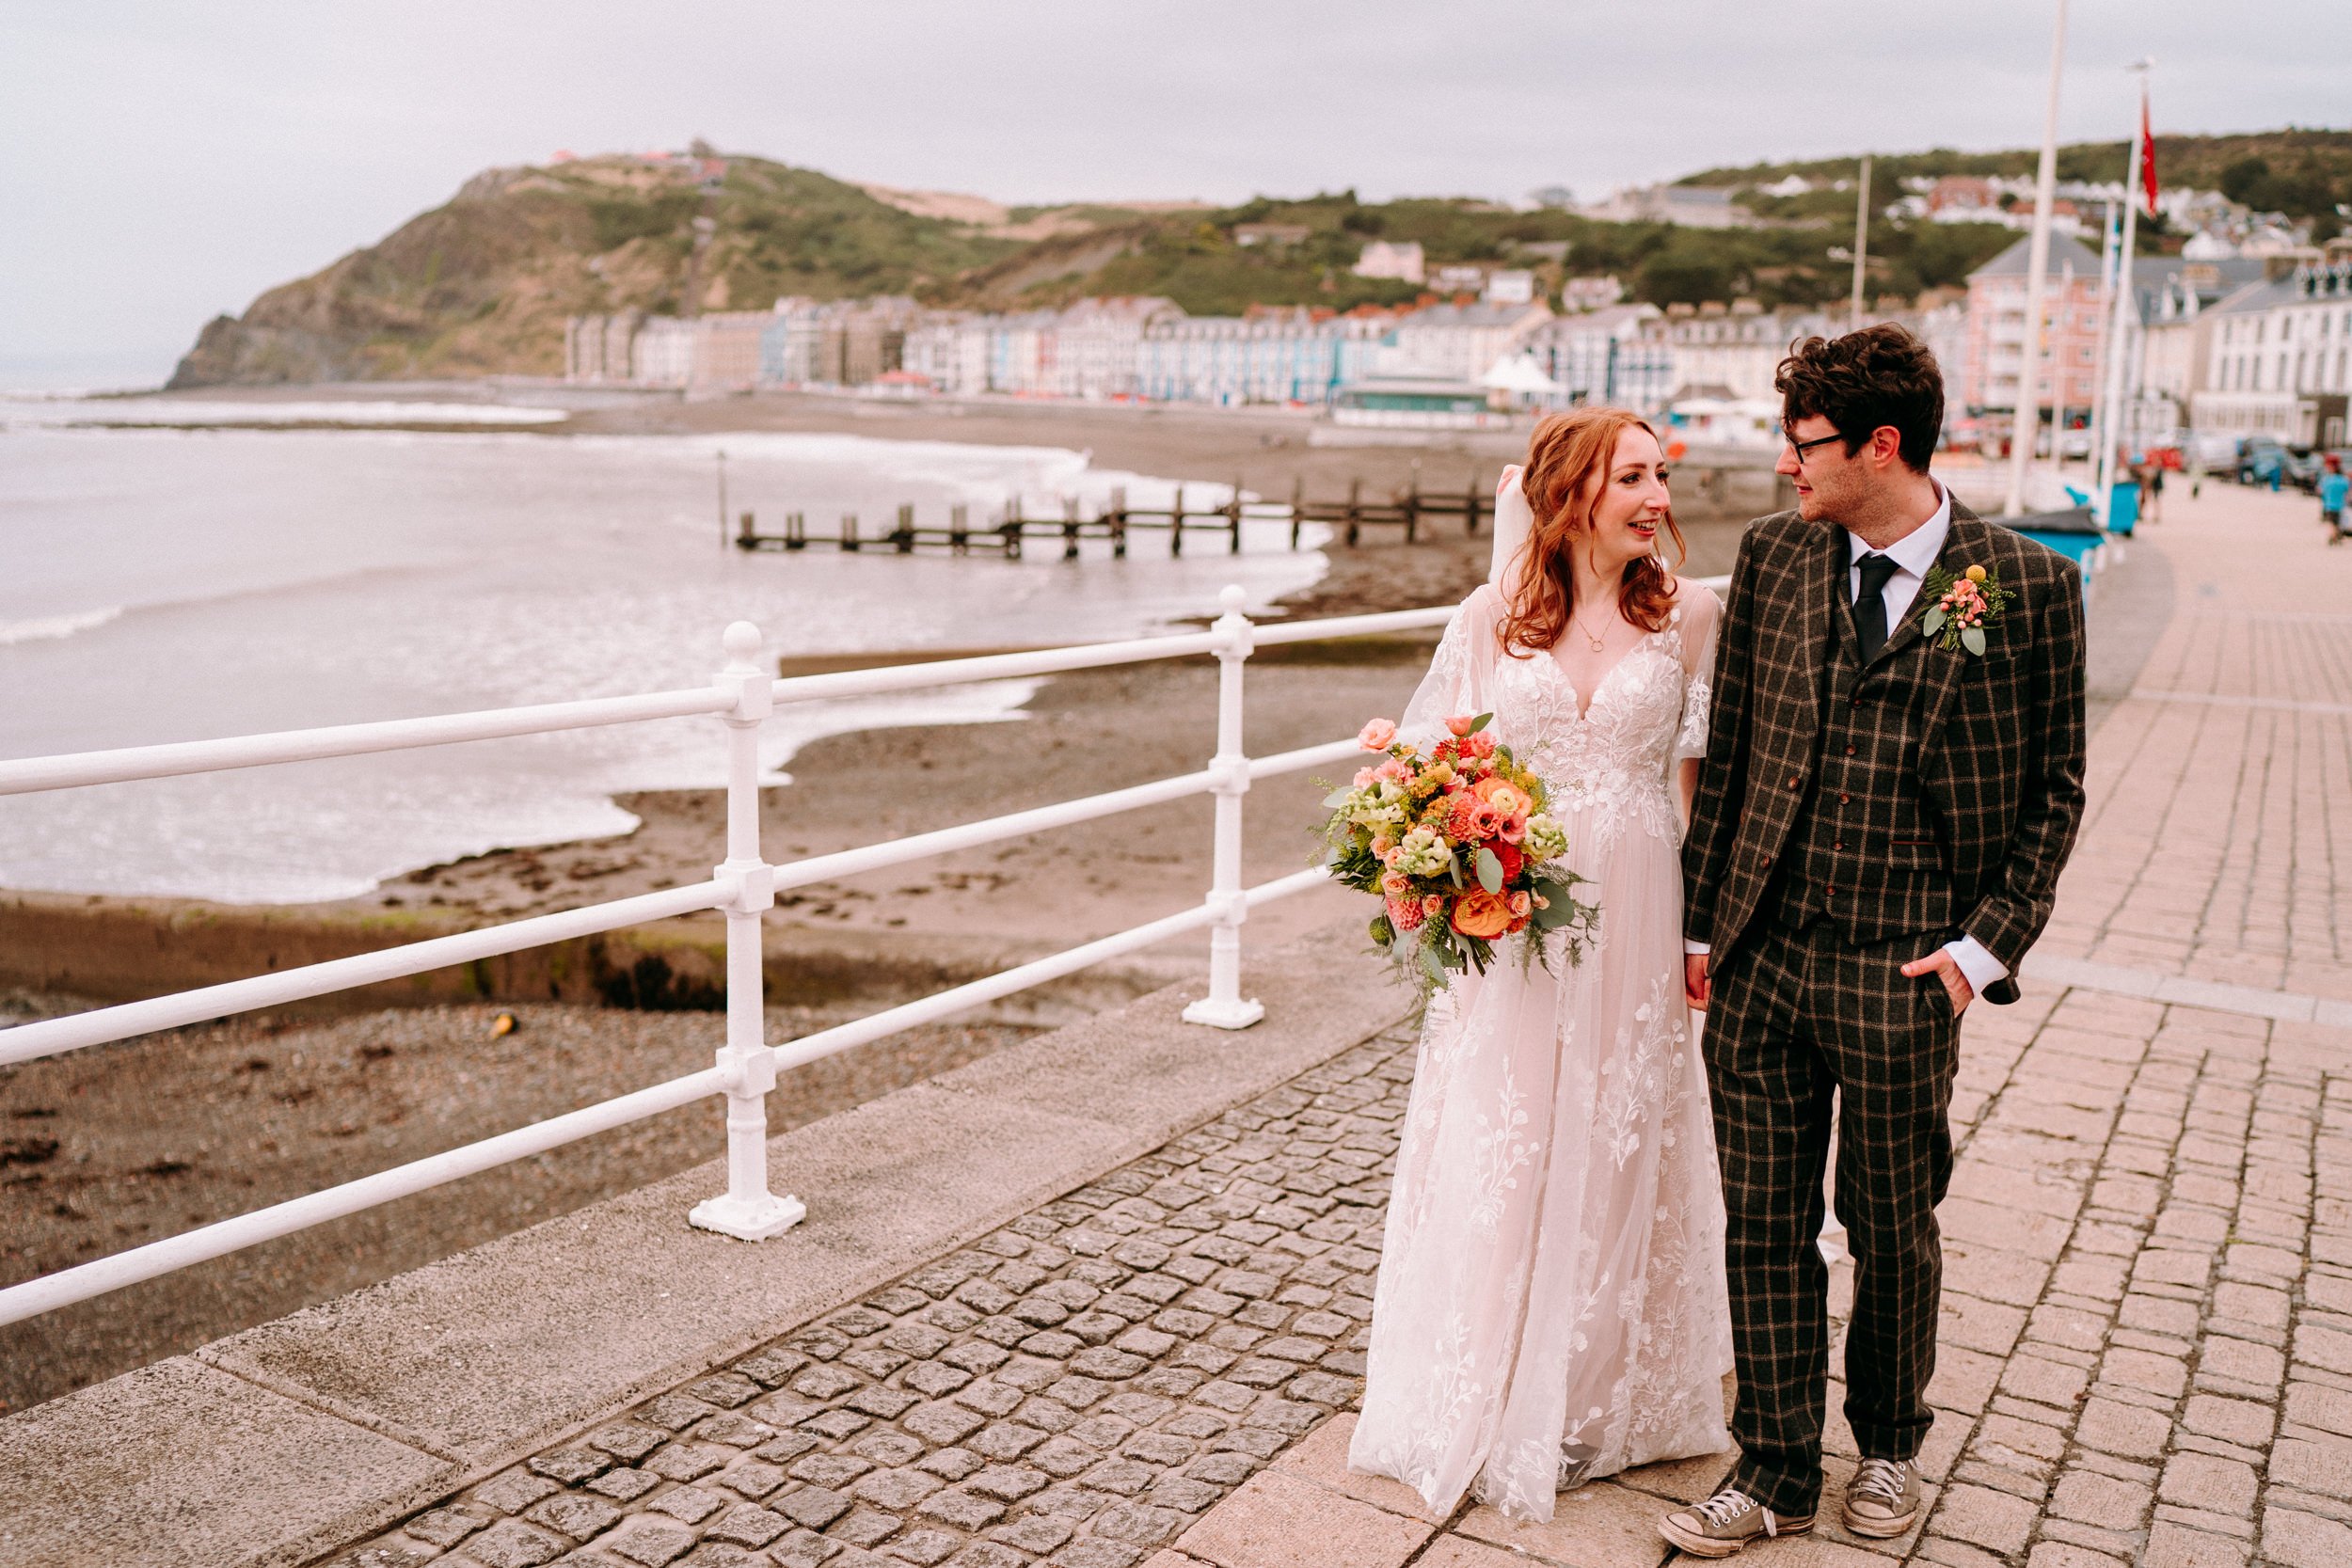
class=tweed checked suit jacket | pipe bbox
[1682,499,2088,1006]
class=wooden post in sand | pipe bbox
[1227,480,1244,554]
[895,504,915,554]
[1344,479,1362,547]
[1063,496,1081,562]
[1465,475,1484,535]
[1289,477,1304,550]
[949,503,969,556]
[1170,484,1185,558]
[737,511,756,550]
[1108,487,1128,559]
[842,513,859,553]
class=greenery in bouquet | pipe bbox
[1319,712,1599,997]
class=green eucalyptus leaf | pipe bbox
[1467,712,1494,734]
[1421,941,1449,987]
[1961,626,1987,656]
[1922,607,1947,638]
[1322,785,1355,809]
[1474,847,1503,894]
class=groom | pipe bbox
[1664,325,2087,1556]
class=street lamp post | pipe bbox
[1851,154,1873,331]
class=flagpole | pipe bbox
[2092,61,2154,526]
[2005,0,2070,517]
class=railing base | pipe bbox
[1182,996,1266,1031]
[689,1191,807,1241]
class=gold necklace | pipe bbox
[1571,602,1616,653]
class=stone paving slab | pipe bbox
[0,1357,454,1568]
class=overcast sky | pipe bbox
[5,1,2345,388]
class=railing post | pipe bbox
[689,621,806,1241]
[1184,585,1264,1031]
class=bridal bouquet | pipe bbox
[1321,713,1597,993]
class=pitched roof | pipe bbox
[1969,231,2106,281]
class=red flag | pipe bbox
[2138,93,2159,216]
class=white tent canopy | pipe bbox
[1478,353,1562,395]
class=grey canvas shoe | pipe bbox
[1659,1488,1816,1558]
[1843,1457,1922,1538]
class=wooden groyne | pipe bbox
[732,475,1496,560]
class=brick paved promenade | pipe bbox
[328,483,2352,1568]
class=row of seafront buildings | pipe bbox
[562,292,1946,428]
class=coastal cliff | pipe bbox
[167,154,1031,388]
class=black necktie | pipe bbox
[1853,552,1899,663]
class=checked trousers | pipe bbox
[1702,913,1963,1516]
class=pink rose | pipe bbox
[1352,767,1376,788]
[1446,715,1478,737]
[1468,802,1502,838]
[1498,814,1528,845]
[1359,718,1397,751]
[1380,870,1409,895]
[1508,890,1533,918]
[1422,893,1446,916]
[1464,731,1498,760]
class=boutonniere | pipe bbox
[1921,563,2013,656]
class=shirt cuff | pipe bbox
[1946,936,2009,997]
[1684,940,1710,956]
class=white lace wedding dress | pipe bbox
[1348,539,1734,1522]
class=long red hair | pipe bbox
[1498,406,1687,656]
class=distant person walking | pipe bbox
[2322,456,2348,545]
[2143,460,2164,524]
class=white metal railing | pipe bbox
[0,586,1460,1326]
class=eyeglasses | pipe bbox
[1782,426,1848,465]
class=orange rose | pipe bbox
[1451,889,1513,939]
[1472,777,1534,819]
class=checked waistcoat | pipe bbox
[1764,586,1953,942]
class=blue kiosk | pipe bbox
[1998,504,2106,597]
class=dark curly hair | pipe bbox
[1774,323,1945,473]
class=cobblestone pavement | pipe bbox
[328,1028,1414,1568]
[334,484,2352,1568]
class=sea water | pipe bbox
[0,400,1327,902]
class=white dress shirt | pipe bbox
[1687,480,2011,1002]
[1849,482,1951,627]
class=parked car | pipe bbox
[2291,450,2345,494]
[2239,437,2292,485]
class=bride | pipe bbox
[1348,406,1733,1521]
